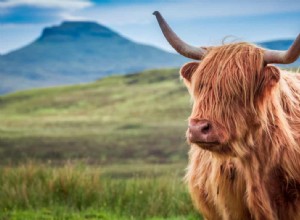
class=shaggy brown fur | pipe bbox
[182,42,300,220]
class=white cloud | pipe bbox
[0,0,93,10]
[59,12,88,21]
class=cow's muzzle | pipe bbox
[188,119,228,148]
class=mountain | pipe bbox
[0,21,187,94]
[259,39,294,51]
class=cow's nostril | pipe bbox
[201,123,211,134]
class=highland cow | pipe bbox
[154,11,300,220]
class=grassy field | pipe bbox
[0,68,191,164]
[0,68,203,219]
[0,162,202,220]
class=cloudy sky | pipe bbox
[0,0,300,54]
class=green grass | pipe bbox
[0,68,201,219]
[0,163,202,220]
[0,68,191,164]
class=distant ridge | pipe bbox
[258,39,294,50]
[38,21,120,42]
[0,21,187,94]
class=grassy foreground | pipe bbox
[0,162,202,220]
[0,68,201,219]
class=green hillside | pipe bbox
[0,68,191,164]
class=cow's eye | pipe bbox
[198,83,204,91]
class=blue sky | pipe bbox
[0,0,300,54]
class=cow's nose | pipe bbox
[198,121,212,134]
[188,119,219,144]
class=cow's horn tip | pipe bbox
[153,11,159,16]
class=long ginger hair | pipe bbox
[187,43,300,171]
[185,43,300,219]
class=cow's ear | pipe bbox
[180,62,199,82]
[262,65,280,88]
[257,65,280,98]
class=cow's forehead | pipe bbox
[192,43,264,87]
[189,42,265,113]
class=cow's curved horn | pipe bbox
[264,34,300,64]
[153,11,206,60]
